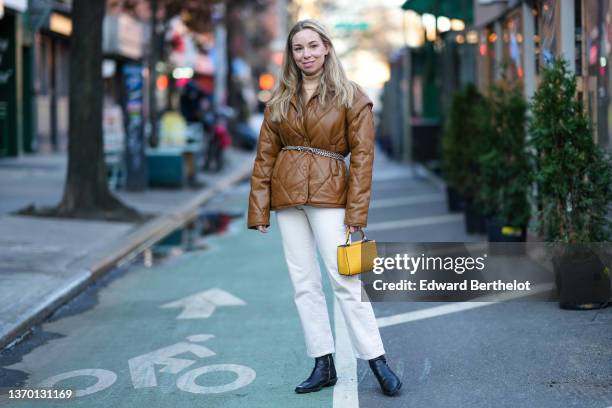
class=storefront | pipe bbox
[0,0,29,157]
[476,24,497,90]
[472,1,612,150]
[581,0,611,149]
[474,1,533,95]
[34,7,71,153]
[501,6,525,85]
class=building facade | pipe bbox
[473,0,612,149]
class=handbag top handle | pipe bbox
[345,229,368,246]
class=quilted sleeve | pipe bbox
[247,106,282,230]
[344,88,375,227]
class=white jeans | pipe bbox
[275,204,386,360]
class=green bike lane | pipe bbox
[0,188,338,408]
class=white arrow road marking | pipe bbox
[187,334,215,342]
[128,337,216,388]
[38,369,117,397]
[161,288,246,319]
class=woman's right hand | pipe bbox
[256,225,269,233]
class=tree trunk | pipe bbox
[56,0,140,221]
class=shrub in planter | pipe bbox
[528,58,612,309]
[441,84,489,215]
[476,76,531,245]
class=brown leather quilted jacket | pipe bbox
[247,85,375,230]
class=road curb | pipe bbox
[0,161,253,350]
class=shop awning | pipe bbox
[401,0,473,24]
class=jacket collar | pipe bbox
[290,87,321,110]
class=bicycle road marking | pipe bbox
[128,338,216,388]
[38,369,117,397]
[176,364,256,394]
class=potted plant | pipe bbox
[477,76,531,245]
[441,84,489,234]
[528,58,612,309]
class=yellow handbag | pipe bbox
[337,229,378,276]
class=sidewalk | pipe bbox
[0,146,255,350]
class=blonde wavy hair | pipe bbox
[267,19,359,122]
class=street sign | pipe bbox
[122,64,148,190]
[334,22,369,31]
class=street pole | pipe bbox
[212,3,227,113]
[148,0,159,147]
[401,48,412,163]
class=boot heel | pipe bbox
[326,377,338,387]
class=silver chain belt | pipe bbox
[281,145,345,161]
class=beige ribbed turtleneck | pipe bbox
[301,68,323,102]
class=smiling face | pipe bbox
[291,28,330,76]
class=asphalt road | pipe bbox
[1,166,611,408]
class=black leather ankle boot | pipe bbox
[295,353,338,393]
[368,355,402,396]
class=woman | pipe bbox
[247,19,402,396]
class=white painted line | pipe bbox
[377,283,555,328]
[333,297,359,408]
[367,213,464,232]
[370,194,444,209]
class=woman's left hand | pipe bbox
[347,225,362,233]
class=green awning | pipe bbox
[401,0,473,24]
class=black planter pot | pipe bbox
[486,219,527,255]
[464,200,487,234]
[553,249,611,310]
[446,185,465,212]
